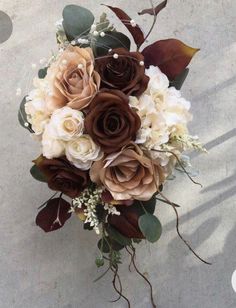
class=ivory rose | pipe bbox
[47,106,84,141]
[46,46,100,111]
[65,135,103,170]
[90,143,165,201]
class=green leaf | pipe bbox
[95,257,105,268]
[170,68,189,90]
[18,96,33,132]
[62,5,94,41]
[106,225,131,246]
[132,195,157,216]
[38,67,48,79]
[97,236,124,253]
[95,31,131,57]
[97,237,110,253]
[138,213,162,243]
[30,165,47,183]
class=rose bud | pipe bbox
[34,155,89,198]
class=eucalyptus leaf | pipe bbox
[106,225,131,246]
[95,31,131,57]
[98,237,110,253]
[62,5,94,41]
[138,213,162,243]
[30,165,47,183]
[18,96,33,132]
[38,67,48,79]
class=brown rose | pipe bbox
[95,48,149,96]
[34,155,89,198]
[84,90,141,153]
[108,204,145,239]
[46,46,100,111]
[90,143,165,201]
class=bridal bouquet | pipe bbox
[18,1,210,306]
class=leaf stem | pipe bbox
[138,0,157,51]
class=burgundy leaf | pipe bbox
[138,0,167,16]
[102,4,145,47]
[142,38,199,79]
[36,198,71,232]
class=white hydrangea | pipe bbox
[25,78,51,135]
[130,66,192,160]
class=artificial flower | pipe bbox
[34,155,89,198]
[25,78,50,135]
[95,48,149,96]
[46,46,101,111]
[90,142,165,201]
[65,134,103,170]
[41,124,65,159]
[85,90,141,154]
[108,204,144,239]
[46,106,84,141]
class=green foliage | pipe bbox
[106,225,132,246]
[96,12,115,32]
[95,31,131,56]
[38,67,48,79]
[95,257,105,268]
[170,68,189,90]
[62,5,94,41]
[18,96,33,132]
[138,213,162,243]
[30,165,47,183]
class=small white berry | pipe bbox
[139,61,144,66]
[130,19,136,27]
[91,24,96,31]
[93,31,99,37]
[100,32,105,37]
[24,122,29,127]
[71,40,76,46]
[113,53,119,59]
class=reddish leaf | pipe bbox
[102,4,145,47]
[142,39,199,79]
[36,198,71,232]
[138,0,167,16]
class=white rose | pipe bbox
[42,124,65,159]
[65,135,103,170]
[48,106,84,141]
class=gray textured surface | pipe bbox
[0,0,236,307]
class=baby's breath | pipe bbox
[72,187,103,234]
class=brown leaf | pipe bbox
[102,4,145,47]
[36,198,71,232]
[142,39,199,79]
[138,0,167,16]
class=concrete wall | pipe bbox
[0,0,236,307]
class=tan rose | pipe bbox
[90,143,165,201]
[46,46,100,111]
